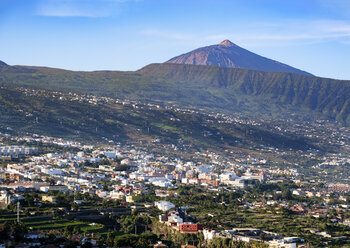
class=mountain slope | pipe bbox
[0,62,349,126]
[139,63,350,124]
[0,61,8,69]
[0,86,314,151]
[167,40,312,75]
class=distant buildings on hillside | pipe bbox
[0,146,38,157]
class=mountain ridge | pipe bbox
[167,40,312,76]
[138,63,350,125]
[0,60,8,68]
[0,61,349,126]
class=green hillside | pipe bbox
[0,86,315,152]
[139,63,350,125]
[0,62,349,126]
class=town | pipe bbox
[1,1,350,246]
[0,105,349,248]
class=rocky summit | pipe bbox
[167,39,312,75]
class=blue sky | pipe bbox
[1,0,350,79]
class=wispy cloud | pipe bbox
[36,0,140,18]
[316,0,350,17]
[141,19,350,46]
[37,5,109,18]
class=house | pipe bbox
[5,182,43,190]
[155,201,175,212]
[125,195,134,203]
[342,218,350,226]
[283,237,304,243]
[292,190,305,196]
[167,212,183,227]
[290,205,307,214]
[109,190,125,200]
[41,195,56,203]
[203,229,217,240]
[5,173,23,182]
[178,223,202,233]
[40,185,68,193]
[0,191,11,207]
[269,240,296,248]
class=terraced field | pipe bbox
[0,213,106,234]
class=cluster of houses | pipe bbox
[202,229,305,248]
[156,201,202,234]
[0,146,38,157]
[0,137,348,220]
[0,99,348,248]
[129,159,265,190]
[154,200,308,248]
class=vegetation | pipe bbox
[135,184,350,247]
[0,86,316,153]
[0,62,349,126]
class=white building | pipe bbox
[168,212,183,224]
[203,229,217,240]
[269,240,296,248]
[155,201,175,212]
[227,178,247,188]
[0,146,38,156]
[150,178,173,188]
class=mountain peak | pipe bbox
[166,40,312,75]
[0,60,8,69]
[219,39,235,47]
[0,60,8,66]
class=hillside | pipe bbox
[139,63,350,126]
[0,61,8,69]
[0,62,349,126]
[167,40,312,75]
[0,86,314,152]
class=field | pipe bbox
[0,211,106,234]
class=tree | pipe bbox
[106,232,115,247]
[0,222,12,240]
[282,189,292,200]
[12,222,28,241]
[82,241,92,248]
[63,225,74,238]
